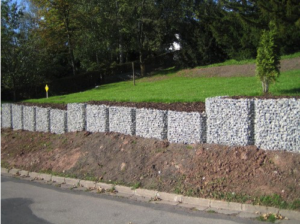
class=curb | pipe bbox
[19,170,29,177]
[80,180,96,189]
[9,168,20,175]
[3,169,300,221]
[1,168,9,174]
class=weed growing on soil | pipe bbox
[186,145,194,150]
[131,182,141,190]
[257,214,276,223]
[207,210,217,214]
[1,161,10,169]
[207,191,251,204]
[107,186,117,193]
[254,194,300,210]
[39,170,77,179]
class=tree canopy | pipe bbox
[1,0,300,100]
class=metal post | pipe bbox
[132,62,135,86]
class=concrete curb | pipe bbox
[65,177,80,186]
[211,199,242,211]
[182,196,210,207]
[52,176,65,184]
[38,173,52,182]
[1,168,9,174]
[135,188,158,199]
[115,185,135,196]
[19,170,29,177]
[9,168,20,175]
[95,182,113,191]
[157,192,182,203]
[3,170,300,221]
[28,172,40,179]
[80,180,96,189]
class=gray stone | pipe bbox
[50,109,67,134]
[206,97,254,146]
[1,103,12,128]
[136,108,167,140]
[36,107,50,132]
[86,104,109,132]
[23,106,36,132]
[254,98,300,152]
[109,106,136,135]
[167,110,206,144]
[67,103,86,132]
[12,104,23,130]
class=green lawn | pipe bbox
[25,69,300,104]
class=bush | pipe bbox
[256,21,280,94]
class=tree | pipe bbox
[256,21,280,94]
[30,0,80,76]
[1,0,39,100]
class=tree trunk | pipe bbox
[63,7,76,76]
[67,32,76,76]
[262,80,269,94]
[139,50,145,77]
[119,34,124,64]
[13,89,17,102]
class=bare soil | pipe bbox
[2,129,299,207]
[180,57,300,77]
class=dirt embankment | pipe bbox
[179,57,300,77]
[2,129,299,206]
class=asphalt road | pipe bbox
[1,176,260,224]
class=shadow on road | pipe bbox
[1,198,50,224]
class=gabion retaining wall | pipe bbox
[23,106,36,132]
[67,103,86,132]
[1,104,12,128]
[50,109,67,134]
[86,105,109,133]
[2,98,299,152]
[255,99,299,152]
[36,107,50,132]
[109,106,136,135]
[206,97,254,146]
[12,104,23,130]
[136,108,168,140]
[167,111,206,144]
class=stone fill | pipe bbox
[136,108,167,140]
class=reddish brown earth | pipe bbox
[2,129,300,207]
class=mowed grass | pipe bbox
[25,69,300,104]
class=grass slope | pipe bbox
[25,69,300,104]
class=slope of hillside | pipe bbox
[2,129,300,210]
[23,57,300,104]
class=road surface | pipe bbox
[1,176,259,224]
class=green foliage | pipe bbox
[131,182,141,190]
[257,194,288,209]
[257,214,276,223]
[256,21,280,93]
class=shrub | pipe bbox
[256,21,280,94]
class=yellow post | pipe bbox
[45,85,49,98]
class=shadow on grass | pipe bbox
[144,66,180,78]
[279,87,300,95]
